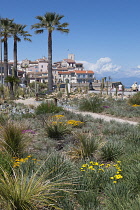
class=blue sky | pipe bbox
[1,0,140,85]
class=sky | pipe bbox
[1,0,140,86]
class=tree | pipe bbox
[11,23,32,77]
[1,18,13,85]
[31,12,69,91]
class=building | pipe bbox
[57,70,94,83]
[0,54,95,85]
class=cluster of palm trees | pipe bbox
[0,12,69,92]
[0,18,32,83]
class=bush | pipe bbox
[35,102,63,115]
[128,92,140,105]
[0,152,12,175]
[45,121,71,139]
[100,140,124,161]
[0,165,75,210]
[0,122,30,157]
[79,96,104,113]
[68,133,99,159]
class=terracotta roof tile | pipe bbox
[63,59,75,63]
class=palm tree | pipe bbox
[1,18,13,85]
[31,12,69,92]
[11,23,32,77]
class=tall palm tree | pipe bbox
[1,18,13,85]
[31,12,69,91]
[11,23,32,77]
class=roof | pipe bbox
[63,59,75,63]
[74,70,94,74]
[58,71,70,75]
[29,61,38,64]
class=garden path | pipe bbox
[15,98,138,126]
[64,108,138,126]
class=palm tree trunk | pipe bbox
[13,38,17,77]
[4,38,8,85]
[48,31,53,92]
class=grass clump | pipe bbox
[0,122,30,157]
[128,92,140,105]
[0,165,74,210]
[35,102,63,115]
[100,140,124,161]
[45,121,71,139]
[79,96,104,113]
[68,133,99,159]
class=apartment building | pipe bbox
[58,70,94,83]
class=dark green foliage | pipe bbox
[0,152,12,175]
[0,122,29,157]
[101,141,124,161]
[45,121,71,139]
[35,102,63,115]
[79,96,104,113]
[128,92,140,105]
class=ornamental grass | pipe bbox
[0,165,75,210]
[0,122,31,157]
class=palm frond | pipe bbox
[34,29,44,34]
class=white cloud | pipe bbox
[76,57,121,75]
[125,68,140,77]
[76,58,140,82]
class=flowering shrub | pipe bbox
[132,104,140,107]
[12,155,40,168]
[52,114,65,119]
[66,120,84,127]
[80,161,123,184]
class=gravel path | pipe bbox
[15,98,139,126]
[65,108,138,125]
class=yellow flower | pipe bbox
[88,166,93,169]
[113,181,117,183]
[94,162,99,165]
[110,177,114,180]
[82,164,88,168]
[98,169,104,172]
[114,174,123,179]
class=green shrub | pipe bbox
[0,152,12,175]
[104,182,136,210]
[100,141,124,161]
[68,133,99,159]
[0,166,74,210]
[0,122,30,157]
[128,92,140,105]
[79,96,104,113]
[0,114,9,126]
[35,102,63,115]
[45,121,71,139]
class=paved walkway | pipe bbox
[15,98,139,126]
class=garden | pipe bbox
[0,87,140,210]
